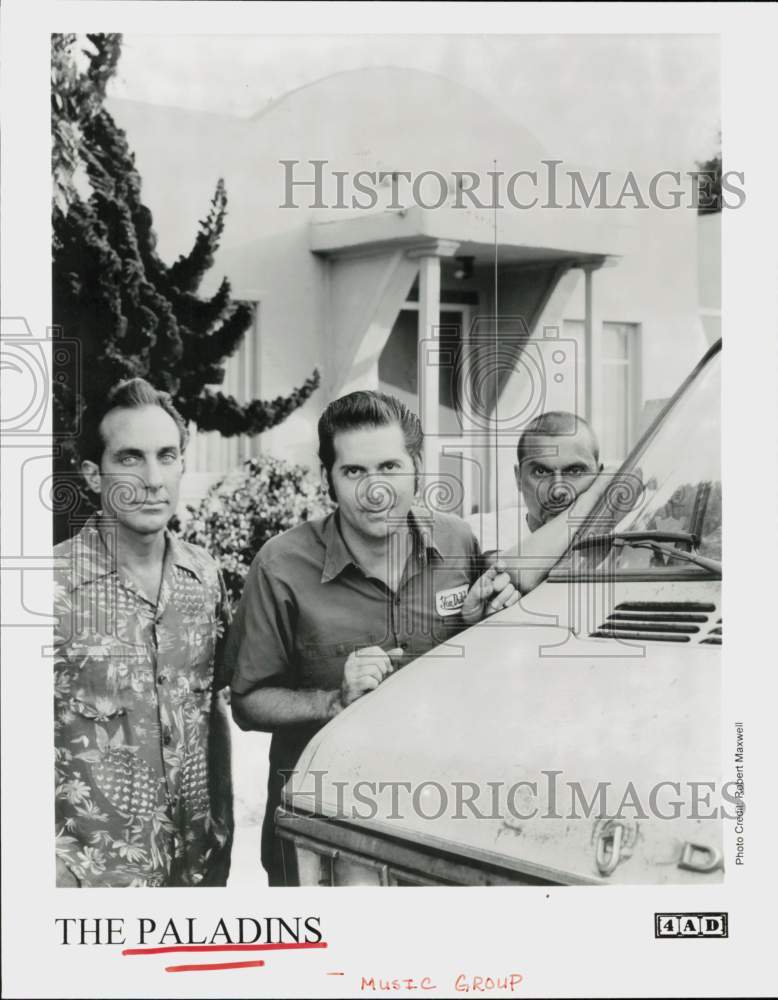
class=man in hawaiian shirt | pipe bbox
[54,378,233,887]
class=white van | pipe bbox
[277,341,722,886]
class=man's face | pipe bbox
[82,405,184,538]
[325,422,417,543]
[515,429,600,531]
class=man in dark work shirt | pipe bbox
[225,390,517,885]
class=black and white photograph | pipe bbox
[1,3,777,998]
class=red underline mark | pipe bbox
[123,941,328,956]
[165,959,265,973]
[327,971,346,976]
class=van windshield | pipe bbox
[554,347,721,579]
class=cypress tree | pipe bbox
[52,34,319,538]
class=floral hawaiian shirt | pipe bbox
[54,516,233,887]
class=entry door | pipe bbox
[378,305,473,516]
[437,308,472,518]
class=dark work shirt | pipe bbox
[225,506,482,874]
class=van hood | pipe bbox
[283,594,723,885]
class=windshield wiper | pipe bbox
[572,530,722,575]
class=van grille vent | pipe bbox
[700,618,722,645]
[590,602,719,645]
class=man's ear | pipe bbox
[513,463,521,488]
[80,460,102,494]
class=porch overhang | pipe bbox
[312,205,628,492]
[309,204,628,267]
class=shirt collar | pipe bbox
[62,513,203,591]
[165,532,205,582]
[320,512,356,583]
[319,506,442,584]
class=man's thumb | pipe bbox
[387,647,404,670]
[463,575,490,612]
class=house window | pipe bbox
[561,319,640,465]
[187,300,261,477]
[229,300,262,464]
[378,301,475,516]
[561,319,587,416]
[600,321,640,464]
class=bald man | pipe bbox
[470,411,610,595]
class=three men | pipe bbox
[226,390,518,885]
[54,379,233,887]
[53,374,602,889]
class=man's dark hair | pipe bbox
[78,378,189,466]
[318,390,423,499]
[516,410,600,465]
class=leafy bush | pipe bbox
[176,455,333,605]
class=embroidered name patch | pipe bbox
[436,584,469,617]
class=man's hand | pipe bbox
[341,646,402,707]
[461,561,519,624]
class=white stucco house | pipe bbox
[107,66,719,518]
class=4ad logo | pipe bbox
[655,913,728,939]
